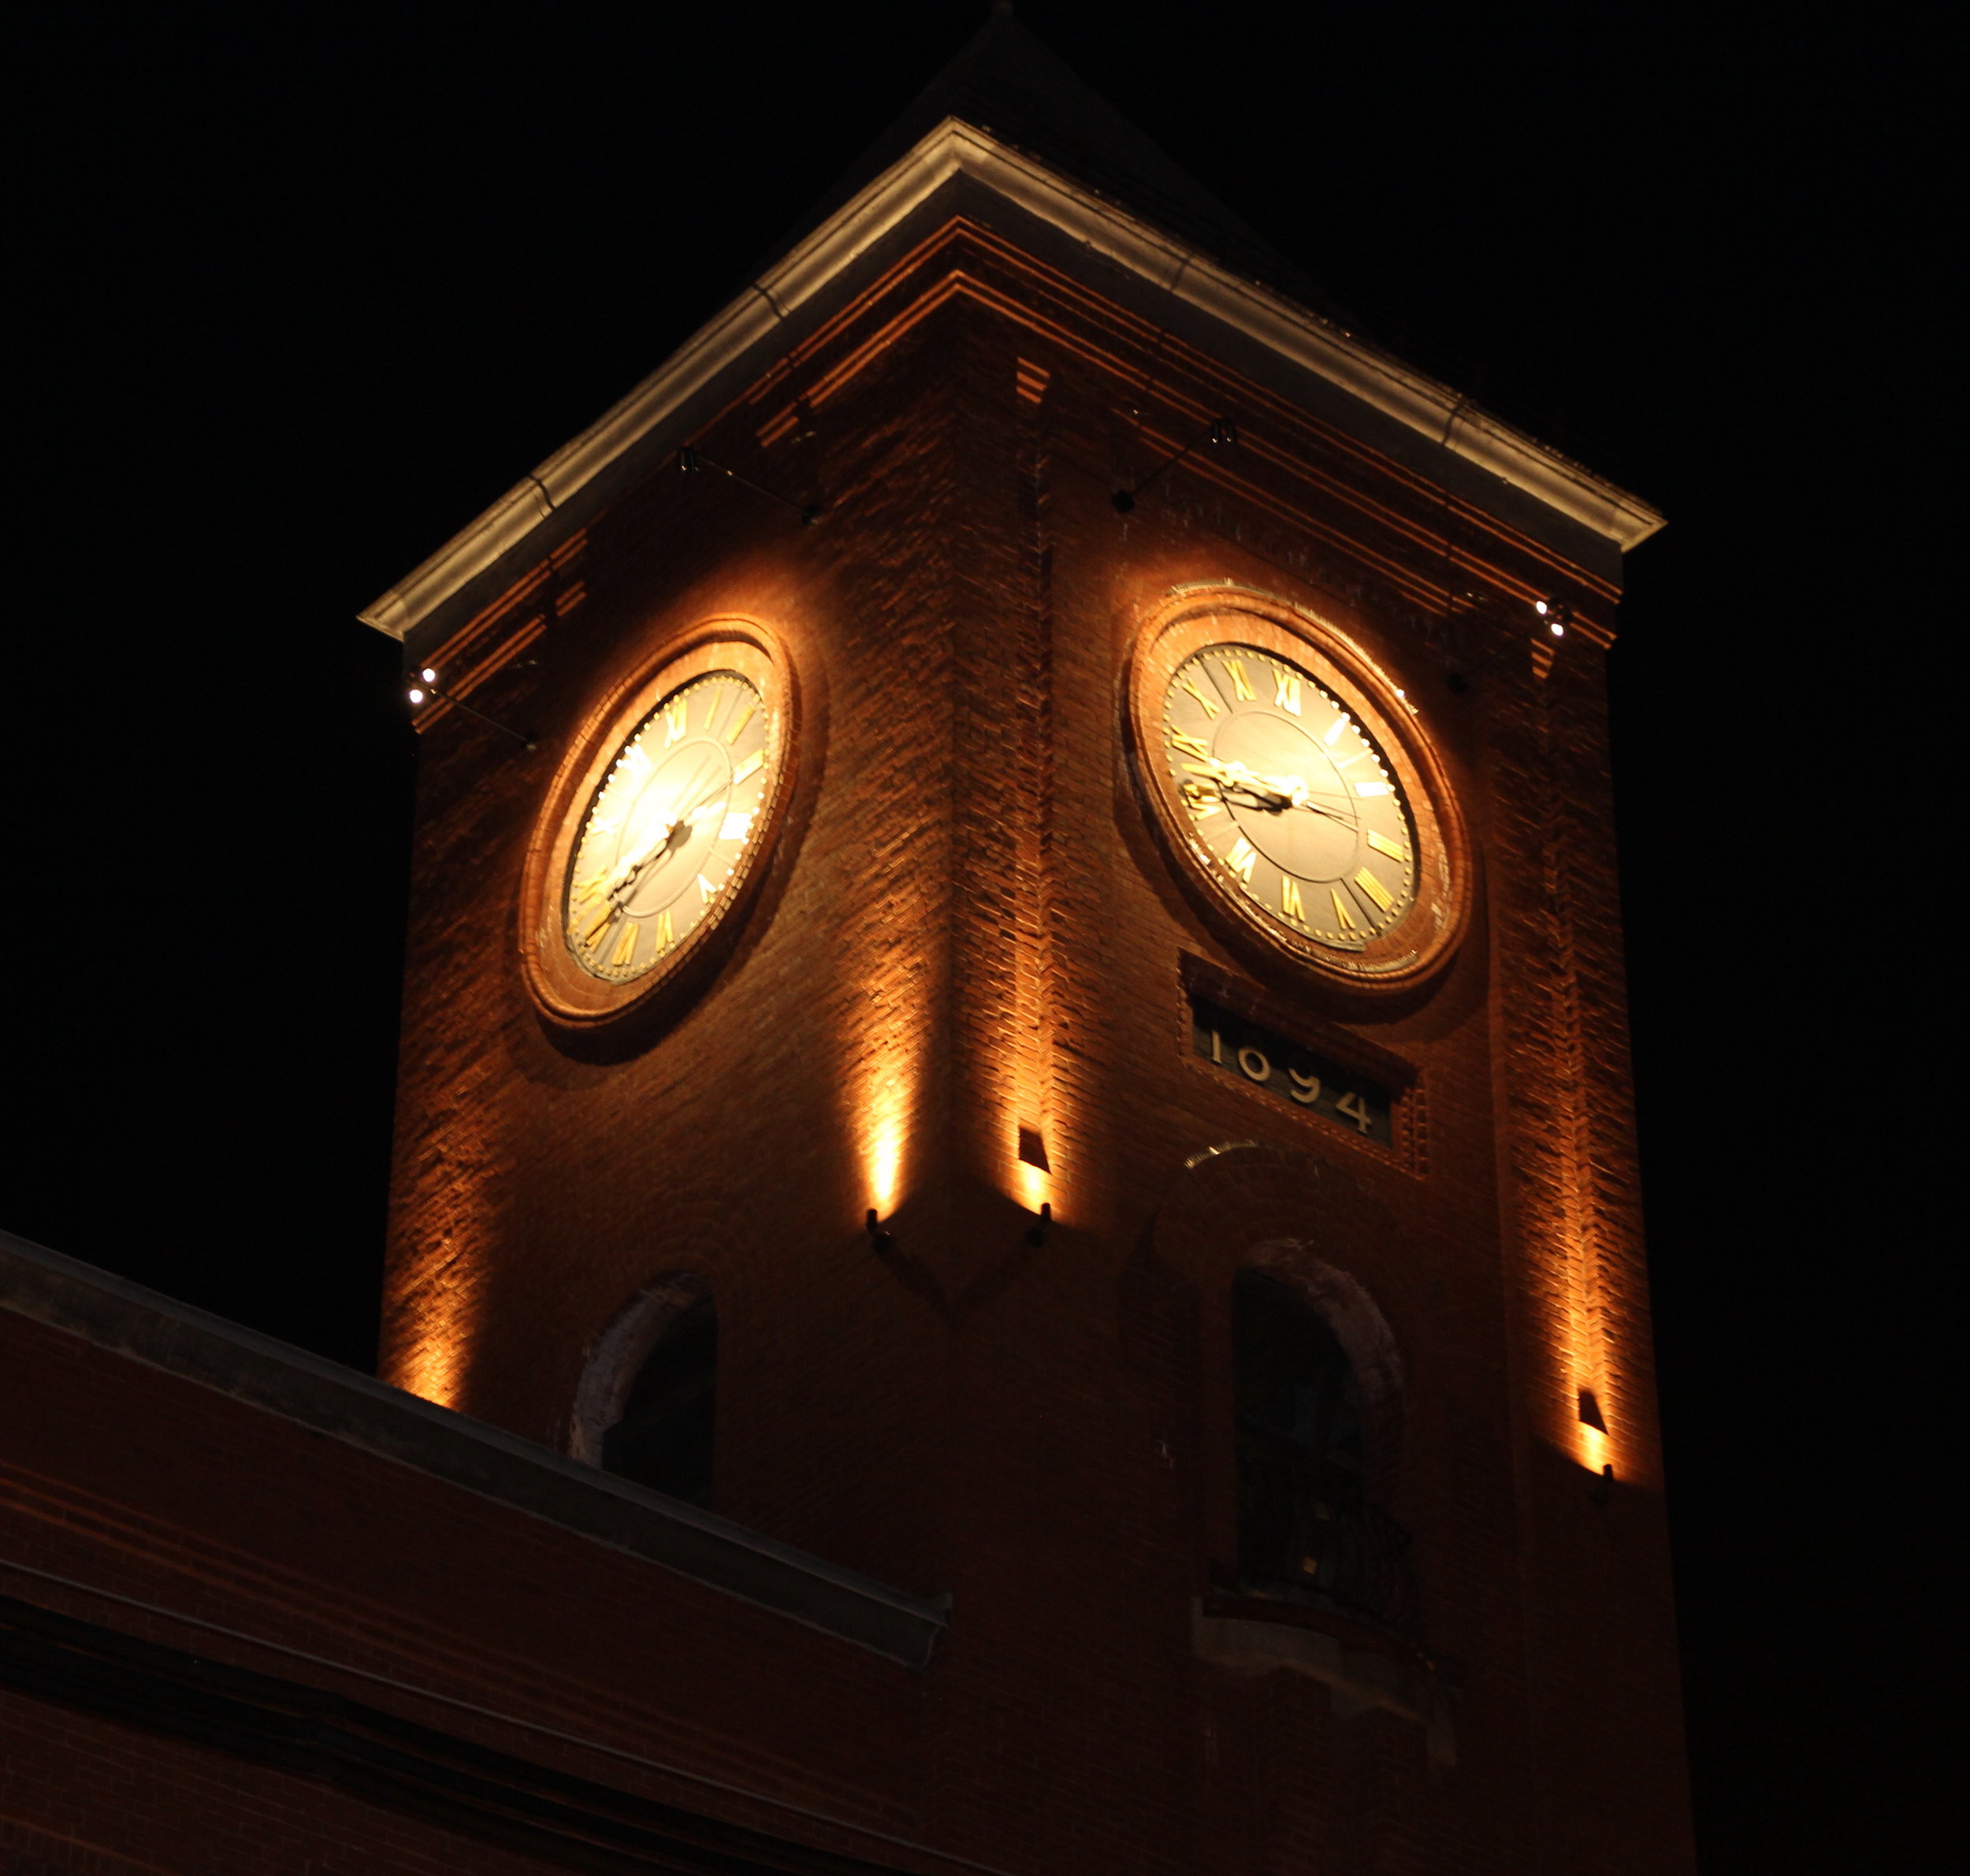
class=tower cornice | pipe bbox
[361,117,1662,646]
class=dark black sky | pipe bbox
[13,6,1929,1871]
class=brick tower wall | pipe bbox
[377,218,1693,1875]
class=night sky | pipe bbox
[13,6,1923,1870]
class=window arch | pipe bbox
[604,1292,716,1503]
[568,1274,716,1506]
[1233,1265,1411,1628]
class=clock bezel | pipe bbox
[1126,590,1469,997]
[519,619,796,1035]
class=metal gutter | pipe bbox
[0,1229,950,1670]
[359,118,1663,645]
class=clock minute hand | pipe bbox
[1184,757,1368,833]
[1278,789,1360,830]
[1186,756,1307,814]
[1225,760,1365,827]
[667,763,736,838]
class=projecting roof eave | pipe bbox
[359,117,1665,644]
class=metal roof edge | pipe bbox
[0,1228,949,1669]
[360,118,1663,643]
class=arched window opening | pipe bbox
[1235,1268,1406,1622]
[600,1292,716,1506]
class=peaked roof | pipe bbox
[361,13,1663,647]
[773,6,1333,315]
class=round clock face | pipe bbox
[1160,645,1417,951]
[563,671,775,982]
[520,625,794,1033]
[1129,595,1466,992]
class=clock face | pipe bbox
[1161,645,1418,953]
[1128,593,1466,994]
[520,623,795,1035]
[563,671,775,982]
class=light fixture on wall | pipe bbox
[404,667,537,750]
[1024,1202,1052,1249]
[864,1208,894,1255]
[1529,598,1572,683]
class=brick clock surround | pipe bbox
[0,17,1693,1874]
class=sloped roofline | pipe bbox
[361,117,1663,642]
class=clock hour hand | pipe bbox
[627,816,693,881]
[1183,756,1294,812]
[585,760,732,919]
[1184,756,1359,827]
[579,822,688,935]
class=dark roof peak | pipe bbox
[785,9,1331,310]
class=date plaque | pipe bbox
[1189,995,1395,1146]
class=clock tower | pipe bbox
[353,12,1689,1873]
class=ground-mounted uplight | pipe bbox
[1577,1387,1615,1502]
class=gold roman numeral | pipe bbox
[1226,836,1258,882]
[1323,715,1348,748]
[1221,657,1254,700]
[1168,729,1212,760]
[1272,667,1302,715]
[1366,830,1409,862]
[697,872,719,903]
[653,908,674,952]
[1178,674,1221,718]
[731,749,764,785]
[609,920,640,968]
[1354,867,1395,913]
[1329,888,1359,931]
[725,702,755,745]
[582,901,618,946]
[663,700,689,745]
[1280,876,1305,922]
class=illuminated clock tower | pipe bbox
[356,13,1691,1874]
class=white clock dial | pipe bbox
[1161,645,1418,953]
[564,672,773,982]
